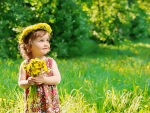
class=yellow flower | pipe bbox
[44,65,48,72]
[23,58,50,103]
[32,70,40,76]
[18,23,52,44]
[23,58,49,76]
[33,63,41,68]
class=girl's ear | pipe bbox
[24,44,30,53]
[24,44,29,49]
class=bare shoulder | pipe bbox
[19,60,28,69]
[18,60,27,76]
[21,60,27,65]
[46,57,53,60]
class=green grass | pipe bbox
[0,39,150,112]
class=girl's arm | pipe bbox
[18,61,31,89]
[35,59,61,85]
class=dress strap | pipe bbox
[47,57,53,68]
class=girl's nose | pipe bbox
[44,41,50,46]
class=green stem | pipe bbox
[28,85,37,104]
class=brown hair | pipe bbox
[18,30,50,59]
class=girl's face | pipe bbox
[31,32,50,58]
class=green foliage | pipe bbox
[0,2,16,58]
[87,0,150,44]
[50,0,92,57]
[0,0,92,59]
[1,0,150,58]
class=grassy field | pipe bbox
[0,39,150,113]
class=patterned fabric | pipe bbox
[24,58,60,113]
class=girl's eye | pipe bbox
[39,40,43,42]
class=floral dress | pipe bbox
[24,58,60,113]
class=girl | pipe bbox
[18,23,61,113]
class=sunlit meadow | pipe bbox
[0,39,150,113]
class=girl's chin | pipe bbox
[43,51,50,55]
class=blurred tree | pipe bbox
[82,0,150,44]
[1,0,150,58]
[0,0,92,58]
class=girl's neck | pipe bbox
[31,55,47,60]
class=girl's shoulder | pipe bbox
[46,57,53,60]
[22,59,30,65]
[20,59,28,65]
[19,60,28,70]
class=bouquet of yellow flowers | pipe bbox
[23,58,49,102]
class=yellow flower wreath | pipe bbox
[18,23,52,44]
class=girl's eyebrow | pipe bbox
[36,37,42,39]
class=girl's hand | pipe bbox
[34,75,44,85]
[27,77,35,85]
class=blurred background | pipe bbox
[0,0,150,59]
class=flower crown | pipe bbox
[18,23,52,44]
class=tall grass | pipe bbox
[0,39,150,112]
